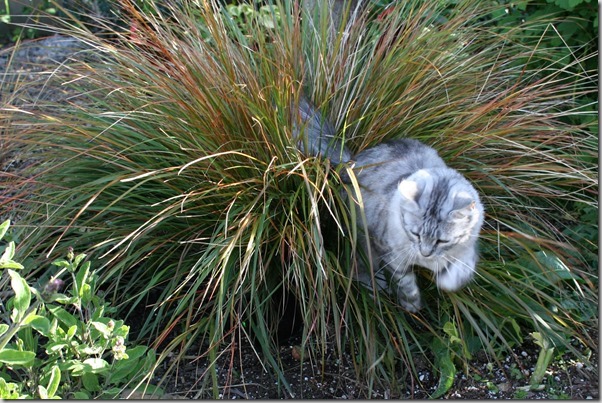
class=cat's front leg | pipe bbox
[390,270,422,312]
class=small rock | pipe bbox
[291,345,302,360]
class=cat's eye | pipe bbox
[436,239,450,246]
[409,231,420,239]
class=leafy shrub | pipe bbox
[2,0,597,398]
[0,0,58,43]
[225,2,281,30]
[0,220,159,399]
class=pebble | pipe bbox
[521,351,528,357]
[291,345,302,360]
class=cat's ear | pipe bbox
[450,191,477,220]
[398,170,431,207]
[398,179,419,202]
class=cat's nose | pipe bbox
[419,244,435,257]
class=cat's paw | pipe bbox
[399,297,422,312]
[396,289,422,312]
[436,261,475,292]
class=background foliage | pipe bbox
[0,0,597,398]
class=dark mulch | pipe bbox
[146,326,598,399]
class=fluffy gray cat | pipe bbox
[293,96,484,312]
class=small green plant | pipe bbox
[429,321,478,398]
[509,363,525,381]
[0,219,159,399]
[529,332,555,388]
[513,388,528,399]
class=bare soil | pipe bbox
[145,327,598,400]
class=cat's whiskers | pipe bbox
[382,249,418,284]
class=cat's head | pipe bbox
[396,168,483,260]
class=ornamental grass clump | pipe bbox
[2,0,597,397]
